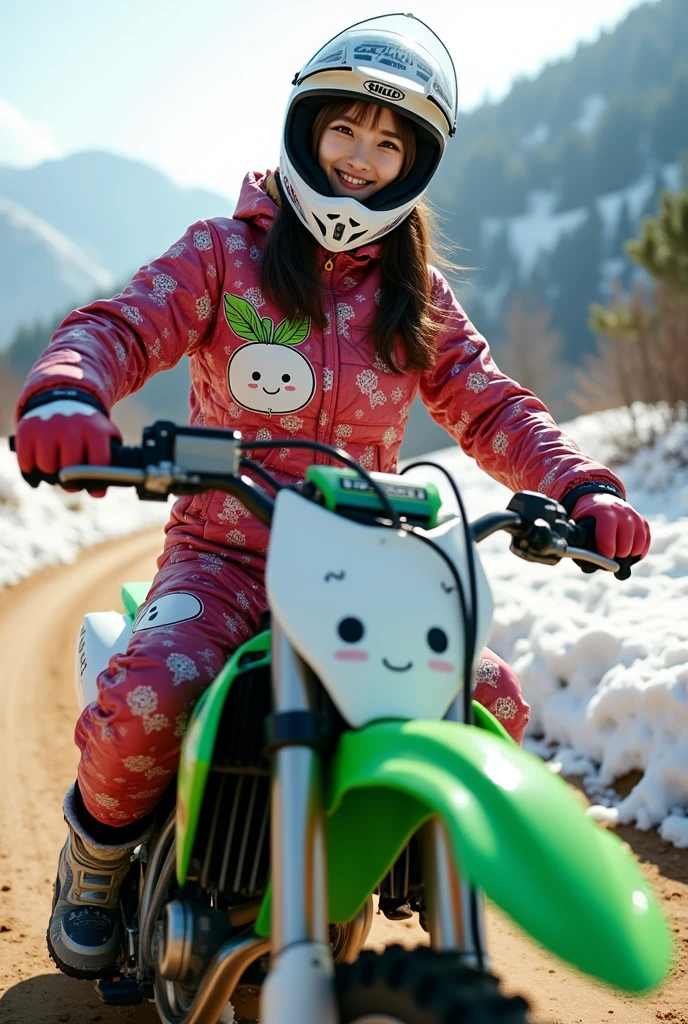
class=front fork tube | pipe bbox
[420,818,488,972]
[260,625,337,1024]
[430,678,487,969]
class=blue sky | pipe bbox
[1,0,656,199]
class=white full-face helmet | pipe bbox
[279,13,458,253]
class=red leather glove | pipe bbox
[571,493,651,562]
[15,399,122,498]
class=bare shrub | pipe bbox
[493,290,568,418]
[0,358,21,437]
[570,279,688,454]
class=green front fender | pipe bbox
[258,719,670,992]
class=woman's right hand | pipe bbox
[15,399,122,497]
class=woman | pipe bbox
[15,14,649,978]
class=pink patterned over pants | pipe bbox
[76,551,530,827]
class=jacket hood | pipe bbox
[232,170,279,228]
[232,169,382,266]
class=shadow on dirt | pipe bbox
[567,770,688,887]
[0,972,157,1024]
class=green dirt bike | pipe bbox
[17,421,671,1022]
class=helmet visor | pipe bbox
[305,13,457,133]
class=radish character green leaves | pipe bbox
[224,294,316,416]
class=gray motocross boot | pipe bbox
[47,823,136,978]
[47,784,153,979]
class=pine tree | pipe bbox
[626,186,688,293]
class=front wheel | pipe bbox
[336,946,530,1024]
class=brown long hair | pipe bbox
[260,100,454,373]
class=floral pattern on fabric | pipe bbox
[356,369,387,410]
[121,304,144,325]
[75,554,266,825]
[193,230,212,250]
[336,303,355,340]
[23,174,628,828]
[195,291,214,321]
[492,430,508,455]
[226,233,248,253]
[149,273,178,307]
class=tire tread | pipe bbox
[337,946,530,1024]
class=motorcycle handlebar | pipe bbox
[8,430,636,578]
[58,461,276,526]
[567,515,640,581]
[8,434,144,488]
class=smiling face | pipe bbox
[316,101,410,203]
[266,491,494,728]
[333,612,456,677]
[228,342,316,414]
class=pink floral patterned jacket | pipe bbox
[18,170,624,560]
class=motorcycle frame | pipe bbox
[40,430,669,1019]
[117,477,668,1021]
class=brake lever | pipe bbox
[570,516,640,581]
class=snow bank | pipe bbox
[2,408,687,845]
[404,411,688,845]
[0,439,170,588]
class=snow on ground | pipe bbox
[0,438,170,587]
[405,409,688,847]
[2,408,687,846]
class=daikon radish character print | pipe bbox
[267,490,493,728]
[225,294,316,415]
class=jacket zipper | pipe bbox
[317,256,339,463]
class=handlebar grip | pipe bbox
[570,516,640,581]
[111,442,143,469]
[7,436,61,487]
[7,436,137,489]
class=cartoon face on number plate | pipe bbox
[266,491,493,727]
[224,293,315,416]
[132,593,204,632]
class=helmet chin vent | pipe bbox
[347,229,368,244]
[313,214,327,237]
[349,218,360,227]
[326,213,340,220]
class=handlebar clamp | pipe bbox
[506,491,571,566]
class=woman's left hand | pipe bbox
[571,493,651,562]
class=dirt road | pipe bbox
[0,530,686,1023]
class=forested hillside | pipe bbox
[2,0,686,451]
[430,0,688,372]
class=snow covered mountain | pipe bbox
[0,197,114,348]
[429,0,688,360]
[2,0,687,418]
[0,152,233,282]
